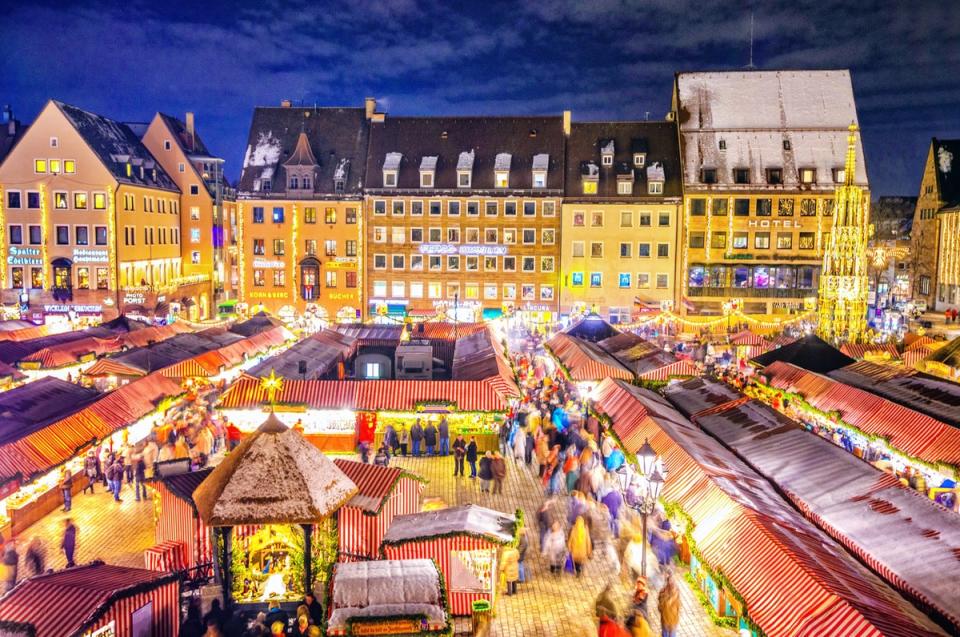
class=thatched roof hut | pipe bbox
[194,412,358,526]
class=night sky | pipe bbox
[1,0,958,196]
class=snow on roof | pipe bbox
[419,155,438,172]
[383,152,402,171]
[332,559,441,609]
[457,150,475,170]
[601,139,615,154]
[532,153,549,171]
[494,152,512,171]
[383,504,516,544]
[243,130,281,168]
[939,146,954,174]
[193,413,357,526]
[581,161,599,177]
[333,157,350,180]
[647,162,665,182]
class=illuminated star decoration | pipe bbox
[260,369,284,410]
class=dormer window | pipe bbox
[383,152,402,188]
[457,150,474,188]
[799,167,817,184]
[766,168,783,185]
[633,153,646,168]
[617,181,633,195]
[290,176,299,189]
[420,156,437,188]
[302,176,311,190]
[700,168,717,184]
[600,139,615,166]
[532,153,549,189]
[733,168,750,184]
[581,161,599,195]
[333,158,349,194]
[832,167,846,183]
[126,163,132,177]
[495,153,511,188]
[647,162,665,195]
[334,179,344,193]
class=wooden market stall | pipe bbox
[0,562,180,637]
[192,412,358,609]
[327,559,450,636]
[592,378,947,637]
[380,504,518,616]
[332,459,424,561]
[152,468,215,571]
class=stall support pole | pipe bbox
[220,526,233,611]
[302,524,313,596]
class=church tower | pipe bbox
[818,123,870,343]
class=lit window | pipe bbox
[272,207,284,223]
[63,160,75,174]
[53,192,68,209]
[35,159,47,173]
[533,171,547,188]
[495,171,509,188]
[190,206,200,220]
[619,273,631,288]
[191,229,201,243]
[799,168,816,184]
[633,154,646,167]
[93,193,106,210]
[582,180,597,195]
[590,273,602,288]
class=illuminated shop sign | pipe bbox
[72,248,109,263]
[7,246,42,266]
[747,219,804,228]
[418,244,508,256]
[248,291,290,299]
[252,259,286,269]
[123,293,146,305]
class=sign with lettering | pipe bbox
[350,619,420,635]
[73,248,109,263]
[418,244,508,256]
[325,258,357,270]
[248,291,290,300]
[328,292,356,300]
[7,246,42,266]
[43,304,102,314]
[252,259,286,269]
[85,621,116,637]
[123,293,146,305]
[747,220,804,228]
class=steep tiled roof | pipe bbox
[238,106,369,196]
[365,115,565,191]
[157,112,212,157]
[53,101,178,192]
[565,121,681,199]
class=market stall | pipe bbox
[0,562,180,637]
[728,330,771,361]
[0,373,182,536]
[144,540,187,572]
[327,559,450,636]
[154,468,215,569]
[332,459,424,561]
[592,378,946,637]
[380,505,518,616]
[839,341,902,363]
[192,412,358,609]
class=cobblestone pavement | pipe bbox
[389,453,735,637]
[11,480,155,580]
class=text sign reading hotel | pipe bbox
[418,244,508,256]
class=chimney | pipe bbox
[364,97,376,120]
[562,110,571,137]
[185,111,195,151]
[280,99,292,108]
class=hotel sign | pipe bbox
[418,244,508,256]
[747,220,804,228]
[7,246,42,266]
[73,248,109,263]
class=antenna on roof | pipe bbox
[746,13,757,70]
[644,111,650,121]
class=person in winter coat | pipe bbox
[542,521,567,574]
[512,427,526,462]
[2,542,17,593]
[535,434,550,477]
[602,488,624,537]
[525,429,535,465]
[595,584,629,637]
[423,421,438,455]
[83,450,98,494]
[491,452,507,494]
[25,536,45,577]
[478,451,494,492]
[399,427,409,456]
[410,420,424,456]
[623,532,645,582]
[567,515,592,576]
[142,437,159,479]
[626,609,654,637]
[466,437,479,477]
[658,574,681,637]
[61,518,77,568]
[384,425,399,456]
[438,417,450,456]
[452,435,467,476]
[499,544,520,595]
[133,453,148,501]
[60,468,73,512]
[516,527,530,583]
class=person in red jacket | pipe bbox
[225,422,243,450]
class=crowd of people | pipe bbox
[179,593,325,637]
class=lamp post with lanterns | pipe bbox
[616,438,666,578]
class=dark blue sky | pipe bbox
[1,0,958,196]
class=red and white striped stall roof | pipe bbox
[764,361,960,466]
[840,342,902,360]
[21,336,122,369]
[219,377,514,412]
[637,359,698,381]
[546,333,633,381]
[332,459,405,512]
[593,378,947,637]
[730,330,770,347]
[0,563,180,637]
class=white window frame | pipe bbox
[373,254,387,270]
[420,171,434,188]
[617,181,633,195]
[648,181,663,195]
[383,170,397,187]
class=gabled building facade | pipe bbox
[0,100,213,323]
[673,70,869,316]
[363,114,565,322]
[235,100,371,322]
[141,112,237,311]
[911,138,960,310]
[560,120,682,321]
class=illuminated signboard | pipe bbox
[418,244,508,256]
[43,304,102,314]
[123,293,146,305]
[7,246,42,266]
[72,248,109,263]
[252,259,286,269]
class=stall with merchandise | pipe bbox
[192,412,358,608]
[380,504,519,616]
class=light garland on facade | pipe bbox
[817,124,869,344]
[725,196,733,260]
[940,213,960,289]
[0,185,6,288]
[237,202,246,301]
[291,202,299,304]
[616,308,816,331]
[39,183,50,287]
[107,186,118,291]
[705,197,713,262]
[682,196,691,306]
[816,198,824,257]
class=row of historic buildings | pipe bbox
[0,69,870,324]
[911,138,960,311]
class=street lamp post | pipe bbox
[617,438,666,578]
